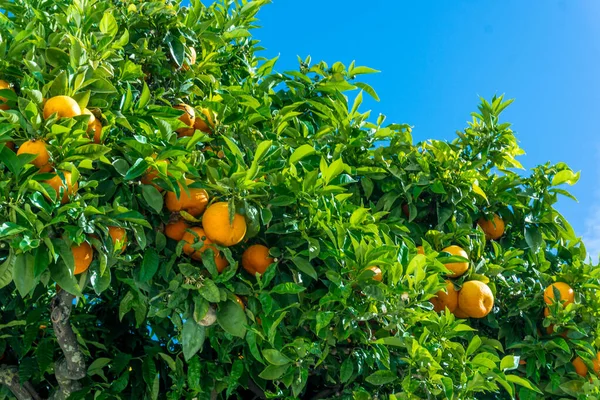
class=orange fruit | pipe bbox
[165,218,190,241]
[202,202,247,247]
[182,227,228,272]
[441,245,469,278]
[544,282,574,307]
[430,280,459,313]
[83,109,103,144]
[234,295,245,310]
[573,357,588,377]
[241,244,274,276]
[44,171,78,204]
[478,214,505,240]
[416,246,425,255]
[71,241,93,274]
[141,159,170,192]
[165,180,209,217]
[181,47,197,71]
[458,280,494,318]
[174,104,195,137]
[108,226,127,253]
[43,95,82,119]
[365,266,382,281]
[194,108,216,133]
[17,140,51,170]
[0,80,14,110]
[453,306,469,319]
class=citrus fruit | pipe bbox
[17,140,51,170]
[442,245,469,278]
[234,295,245,310]
[544,282,574,307]
[0,80,14,110]
[71,241,93,274]
[478,214,505,240]
[174,104,195,137]
[365,266,382,281]
[430,280,459,313]
[458,280,494,318]
[165,180,209,216]
[44,171,78,204]
[108,226,127,253]
[194,108,216,133]
[165,218,190,241]
[182,227,228,272]
[416,246,425,255]
[573,357,588,377]
[43,95,82,119]
[141,159,170,192]
[83,109,103,144]
[241,244,274,276]
[202,202,247,246]
[453,306,469,318]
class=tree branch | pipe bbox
[0,365,38,400]
[50,290,86,400]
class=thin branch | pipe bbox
[0,365,37,400]
[247,378,267,400]
[50,290,86,400]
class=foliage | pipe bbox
[0,0,596,399]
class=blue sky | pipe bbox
[199,1,600,256]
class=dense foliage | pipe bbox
[0,0,597,399]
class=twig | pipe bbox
[0,365,37,400]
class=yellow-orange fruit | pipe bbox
[165,180,209,216]
[416,246,425,255]
[83,109,103,144]
[442,245,469,278]
[72,242,93,274]
[108,226,127,253]
[478,214,505,240]
[174,104,195,137]
[544,282,574,307]
[165,218,190,241]
[430,280,459,313]
[202,202,247,247]
[43,95,82,119]
[194,108,216,133]
[458,280,494,318]
[17,140,51,170]
[242,244,274,276]
[365,266,382,281]
[453,307,469,319]
[141,159,170,192]
[573,357,588,377]
[182,227,228,272]
[44,171,78,204]
[0,80,14,110]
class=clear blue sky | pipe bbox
[199,1,600,256]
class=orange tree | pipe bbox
[0,1,597,399]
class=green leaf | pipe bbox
[49,260,82,297]
[13,253,37,297]
[506,375,543,394]
[340,357,354,383]
[33,246,50,278]
[197,279,221,303]
[262,349,292,366]
[181,320,205,361]
[187,356,201,390]
[139,248,159,282]
[500,355,519,371]
[466,335,482,356]
[552,170,580,186]
[0,222,27,238]
[524,226,543,253]
[217,300,248,338]
[291,256,317,280]
[99,12,118,37]
[142,185,164,213]
[258,364,289,380]
[270,282,306,295]
[316,311,334,332]
[289,144,316,164]
[365,370,397,385]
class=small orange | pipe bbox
[416,246,425,255]
[241,244,274,276]
[0,80,14,110]
[441,245,469,278]
[430,280,459,313]
[108,226,127,253]
[234,295,245,310]
[202,202,247,247]
[165,180,209,216]
[165,218,190,241]
[182,227,228,272]
[365,266,382,281]
[573,357,588,377]
[71,241,93,274]
[458,280,494,318]
[43,95,82,119]
[44,171,78,204]
[83,110,103,144]
[478,214,505,240]
[141,159,170,192]
[174,104,196,137]
[194,108,216,133]
[17,140,51,170]
[544,282,574,307]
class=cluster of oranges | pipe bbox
[429,214,505,319]
[173,103,217,137]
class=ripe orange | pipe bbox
[44,171,78,204]
[478,214,505,240]
[71,242,93,274]
[234,295,245,310]
[194,108,216,133]
[458,280,494,318]
[202,202,247,247]
[165,218,190,241]
[430,280,459,313]
[182,227,228,272]
[83,109,103,144]
[544,282,574,307]
[416,246,425,255]
[442,245,469,278]
[453,307,469,319]
[141,159,170,191]
[0,80,14,110]
[241,244,274,276]
[165,180,209,216]
[365,266,383,281]
[108,226,127,253]
[174,104,195,137]
[573,357,588,377]
[43,95,82,119]
[17,140,51,170]
[181,47,197,71]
